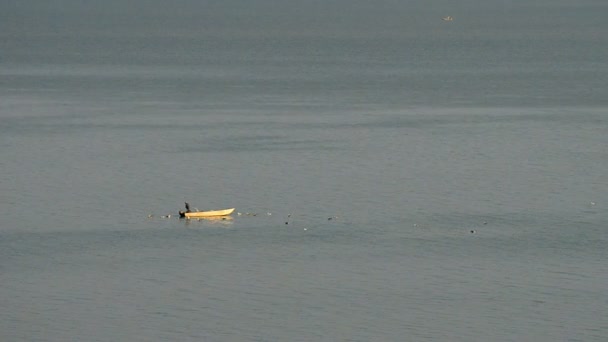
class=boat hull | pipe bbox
[183,208,235,219]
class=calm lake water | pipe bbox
[1,1,607,341]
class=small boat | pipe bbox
[442,16,453,21]
[179,208,235,219]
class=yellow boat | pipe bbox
[180,208,235,219]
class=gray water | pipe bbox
[1,1,607,341]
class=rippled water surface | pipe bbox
[1,1,607,341]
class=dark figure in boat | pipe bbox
[178,202,191,218]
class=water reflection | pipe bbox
[183,216,234,227]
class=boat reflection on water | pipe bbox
[183,215,234,227]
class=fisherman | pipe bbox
[179,202,192,218]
